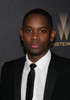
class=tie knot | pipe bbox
[30,63,36,69]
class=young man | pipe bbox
[1,9,70,100]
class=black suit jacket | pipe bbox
[1,53,70,100]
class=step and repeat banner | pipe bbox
[0,0,70,77]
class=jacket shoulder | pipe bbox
[3,56,26,66]
[51,52,70,70]
[52,53,70,63]
[1,56,26,78]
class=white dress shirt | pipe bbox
[21,50,51,100]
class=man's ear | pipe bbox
[50,29,56,42]
[20,28,24,41]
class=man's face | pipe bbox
[20,14,56,57]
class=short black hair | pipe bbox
[22,8,53,29]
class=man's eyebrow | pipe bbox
[24,25,48,29]
[40,26,48,28]
[24,25,32,28]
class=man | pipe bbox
[1,8,70,100]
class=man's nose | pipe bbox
[32,32,39,40]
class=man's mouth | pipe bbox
[31,44,40,48]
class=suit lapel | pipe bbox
[44,53,58,100]
[14,57,26,100]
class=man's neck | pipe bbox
[27,49,50,63]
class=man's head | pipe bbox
[20,8,56,62]
[22,8,53,30]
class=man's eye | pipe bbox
[26,29,32,33]
[40,30,46,33]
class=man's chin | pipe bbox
[27,48,49,56]
[28,51,44,56]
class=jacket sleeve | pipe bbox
[0,62,15,100]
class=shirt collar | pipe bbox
[26,50,51,70]
[35,50,51,70]
[25,54,33,69]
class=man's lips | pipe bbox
[30,44,40,48]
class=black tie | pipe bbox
[26,63,36,100]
